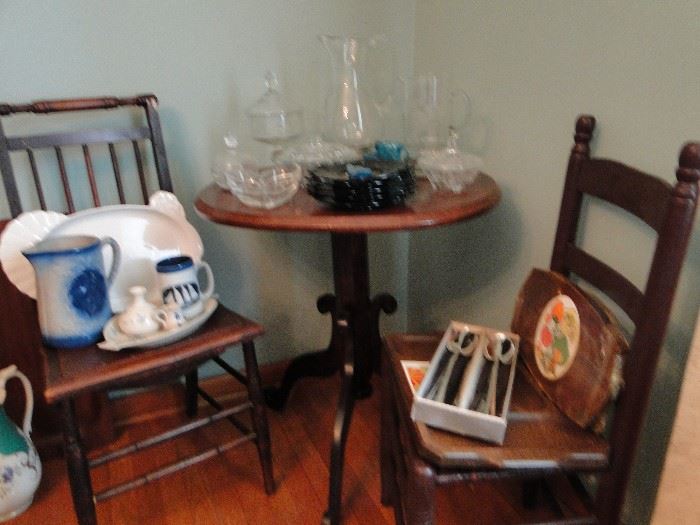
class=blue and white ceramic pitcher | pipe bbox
[23,235,120,348]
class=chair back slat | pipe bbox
[0,94,171,217]
[132,140,149,203]
[143,99,172,192]
[563,243,644,323]
[0,120,20,216]
[82,145,100,207]
[6,127,151,151]
[108,143,126,204]
[25,149,46,210]
[54,146,75,214]
[576,158,672,232]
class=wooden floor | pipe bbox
[15,372,554,525]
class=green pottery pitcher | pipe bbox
[0,365,41,521]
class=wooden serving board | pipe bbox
[511,269,627,428]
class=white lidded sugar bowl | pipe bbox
[0,365,41,522]
[117,286,162,337]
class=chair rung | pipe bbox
[212,356,248,385]
[197,386,252,435]
[94,432,256,502]
[89,402,252,467]
[527,518,596,525]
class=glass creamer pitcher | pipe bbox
[401,74,472,156]
[320,34,381,149]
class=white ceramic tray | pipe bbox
[98,298,218,351]
[0,192,204,312]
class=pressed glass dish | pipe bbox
[226,162,302,209]
[417,131,483,192]
[275,136,361,169]
[211,134,257,189]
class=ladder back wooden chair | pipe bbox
[380,115,700,524]
[0,95,274,525]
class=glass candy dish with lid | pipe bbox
[417,130,483,192]
[209,72,303,209]
[246,71,303,151]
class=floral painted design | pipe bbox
[69,268,107,317]
[534,295,580,380]
[1,467,12,484]
[0,447,41,504]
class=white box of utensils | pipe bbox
[411,321,520,445]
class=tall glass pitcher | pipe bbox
[319,35,381,149]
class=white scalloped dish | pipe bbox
[0,192,204,312]
[0,210,68,298]
[98,298,218,351]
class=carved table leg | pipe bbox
[264,293,340,410]
[61,398,97,525]
[265,232,396,411]
[370,292,398,374]
[332,233,373,398]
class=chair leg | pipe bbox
[380,352,396,507]
[522,479,542,509]
[391,382,437,525]
[403,460,437,525]
[60,399,97,525]
[242,340,275,494]
[185,369,199,417]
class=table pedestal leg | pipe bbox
[264,293,340,410]
[323,314,354,525]
[264,232,396,410]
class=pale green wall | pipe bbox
[410,2,700,524]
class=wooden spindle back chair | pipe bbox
[0,95,170,216]
[380,115,700,524]
[0,95,275,525]
[0,95,172,446]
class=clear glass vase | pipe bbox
[319,34,381,150]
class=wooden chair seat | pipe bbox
[43,307,263,404]
[384,333,608,472]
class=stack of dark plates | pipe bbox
[306,160,415,211]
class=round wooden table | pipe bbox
[195,175,500,524]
